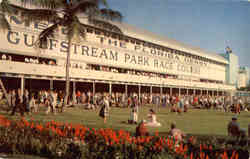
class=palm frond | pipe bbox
[100,8,123,22]
[89,18,122,34]
[0,13,10,30]
[70,0,98,14]
[0,0,18,14]
[35,22,59,48]
[66,16,86,41]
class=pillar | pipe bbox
[21,76,25,98]
[72,81,76,104]
[150,86,153,96]
[207,89,208,96]
[170,87,172,96]
[138,84,141,101]
[193,89,196,96]
[50,79,53,90]
[179,88,181,96]
[125,84,128,97]
[186,88,188,95]
[160,86,163,96]
[109,82,112,95]
[93,81,95,95]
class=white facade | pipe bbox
[0,14,235,91]
[238,72,247,88]
[221,53,239,86]
[237,67,250,88]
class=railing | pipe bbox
[0,60,235,90]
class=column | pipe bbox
[179,88,181,96]
[138,84,141,101]
[193,89,196,96]
[50,79,53,90]
[125,84,128,97]
[207,89,208,96]
[109,82,112,95]
[72,81,76,104]
[150,86,153,96]
[21,76,25,98]
[186,88,188,95]
[93,81,95,95]
[170,87,172,96]
[160,86,163,96]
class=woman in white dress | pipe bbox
[145,109,162,127]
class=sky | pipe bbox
[108,0,250,67]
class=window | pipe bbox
[125,38,129,42]
[118,35,123,41]
[111,34,117,39]
[95,30,101,35]
[104,31,110,37]
[86,28,93,33]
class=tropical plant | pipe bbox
[0,0,123,108]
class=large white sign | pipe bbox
[0,15,226,81]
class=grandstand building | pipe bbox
[0,13,236,97]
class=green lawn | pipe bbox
[0,105,249,137]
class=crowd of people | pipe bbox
[0,88,249,116]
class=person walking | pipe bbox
[24,89,30,114]
[46,90,55,115]
[99,94,110,123]
[11,89,25,116]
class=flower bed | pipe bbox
[0,115,249,159]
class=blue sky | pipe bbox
[108,0,250,67]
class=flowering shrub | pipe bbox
[0,115,249,159]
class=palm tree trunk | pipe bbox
[0,78,10,106]
[63,38,72,109]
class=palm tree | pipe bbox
[0,0,123,109]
